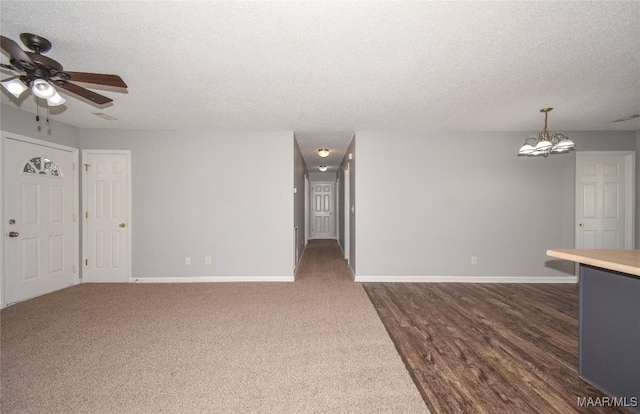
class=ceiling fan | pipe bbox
[0,32,127,106]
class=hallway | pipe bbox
[295,239,353,283]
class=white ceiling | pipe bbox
[1,1,639,171]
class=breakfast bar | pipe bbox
[546,249,640,412]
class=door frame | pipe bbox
[309,180,336,240]
[575,151,636,249]
[81,149,132,283]
[1,132,80,308]
[304,174,309,246]
[335,177,340,244]
[344,162,350,263]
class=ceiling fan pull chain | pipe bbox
[35,99,40,122]
[46,103,50,125]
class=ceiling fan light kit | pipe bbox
[46,91,66,106]
[0,32,127,115]
[0,76,28,98]
[518,108,575,157]
[31,78,55,99]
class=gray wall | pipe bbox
[1,103,637,283]
[308,172,337,181]
[355,131,636,279]
[80,129,294,279]
[1,104,80,148]
[637,130,640,249]
[293,138,307,268]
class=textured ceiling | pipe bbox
[1,1,639,170]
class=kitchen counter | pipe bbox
[546,249,640,277]
[546,249,640,412]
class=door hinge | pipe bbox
[85,211,88,219]
[84,163,90,171]
[85,259,88,266]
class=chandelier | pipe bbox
[518,108,575,157]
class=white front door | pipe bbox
[83,151,131,282]
[576,152,635,249]
[4,135,77,304]
[310,182,334,239]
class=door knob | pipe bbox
[579,223,585,227]
[8,231,19,238]
[119,223,126,228]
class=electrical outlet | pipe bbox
[205,256,211,265]
[186,257,191,265]
[471,256,478,265]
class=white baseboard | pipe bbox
[130,275,576,284]
[131,276,294,283]
[354,275,578,283]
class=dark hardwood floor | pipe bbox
[363,283,632,414]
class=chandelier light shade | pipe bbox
[318,148,330,158]
[318,165,328,172]
[518,108,575,157]
[0,77,29,98]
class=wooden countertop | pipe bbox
[546,249,640,278]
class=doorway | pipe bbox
[2,133,79,305]
[343,163,350,263]
[309,181,335,239]
[575,151,635,249]
[82,150,132,282]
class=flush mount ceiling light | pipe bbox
[318,165,328,172]
[518,108,575,157]
[318,149,330,158]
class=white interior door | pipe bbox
[576,152,635,249]
[83,151,131,282]
[310,181,334,239]
[4,135,77,304]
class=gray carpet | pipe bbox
[1,240,428,413]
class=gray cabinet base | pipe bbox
[579,264,640,413]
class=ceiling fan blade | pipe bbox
[57,71,127,88]
[1,63,19,72]
[53,81,113,105]
[0,35,35,70]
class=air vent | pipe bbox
[612,114,640,122]
[92,112,117,121]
